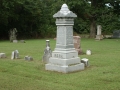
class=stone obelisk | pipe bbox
[45,4,84,73]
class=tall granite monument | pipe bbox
[45,4,84,73]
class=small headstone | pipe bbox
[20,40,25,43]
[0,53,6,58]
[86,50,91,55]
[113,30,120,38]
[81,58,89,67]
[14,50,19,59]
[13,40,18,43]
[73,36,82,54]
[42,40,52,63]
[95,25,103,40]
[11,50,20,59]
[24,56,33,61]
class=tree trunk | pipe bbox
[90,18,96,38]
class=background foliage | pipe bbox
[0,0,119,39]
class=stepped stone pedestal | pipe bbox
[45,4,84,73]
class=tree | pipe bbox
[62,0,120,37]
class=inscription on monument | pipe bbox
[66,26,73,45]
[54,54,63,58]
[57,26,65,45]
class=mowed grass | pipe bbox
[0,38,120,90]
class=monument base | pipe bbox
[95,35,103,40]
[45,63,84,73]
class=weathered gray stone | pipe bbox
[14,50,19,59]
[9,28,17,42]
[0,53,6,58]
[13,40,18,43]
[81,58,89,67]
[11,50,19,59]
[45,4,84,73]
[20,40,25,43]
[24,56,33,61]
[42,40,52,63]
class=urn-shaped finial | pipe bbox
[60,4,70,15]
[53,3,77,18]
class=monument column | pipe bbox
[45,4,84,73]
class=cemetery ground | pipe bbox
[0,38,120,90]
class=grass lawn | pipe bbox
[0,38,120,90]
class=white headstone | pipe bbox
[11,50,19,59]
[11,51,15,59]
[95,25,103,40]
[97,25,102,35]
[86,50,91,55]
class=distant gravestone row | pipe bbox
[0,50,33,61]
[13,40,25,43]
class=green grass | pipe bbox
[0,38,120,90]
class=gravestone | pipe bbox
[81,58,89,67]
[54,36,83,54]
[86,50,91,55]
[42,40,52,63]
[24,56,33,61]
[95,25,103,40]
[11,50,19,59]
[113,30,120,38]
[14,50,19,59]
[11,51,15,59]
[20,40,25,43]
[9,28,17,42]
[73,36,82,54]
[45,4,84,73]
[13,40,18,43]
[0,53,6,58]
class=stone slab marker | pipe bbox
[11,50,19,59]
[73,36,82,54]
[45,4,84,73]
[95,25,103,40]
[0,53,6,58]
